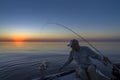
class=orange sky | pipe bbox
[0,25,120,42]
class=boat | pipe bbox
[32,60,120,80]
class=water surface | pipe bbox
[0,42,120,80]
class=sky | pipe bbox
[0,0,120,42]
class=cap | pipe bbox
[67,39,79,46]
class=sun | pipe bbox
[13,36,24,42]
[13,35,25,46]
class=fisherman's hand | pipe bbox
[103,56,111,65]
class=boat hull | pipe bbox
[32,62,120,80]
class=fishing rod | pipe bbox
[46,23,115,64]
[47,23,104,56]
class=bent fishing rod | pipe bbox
[46,23,113,63]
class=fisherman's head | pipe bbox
[67,39,80,51]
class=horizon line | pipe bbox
[0,39,120,42]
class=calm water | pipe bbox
[0,42,120,80]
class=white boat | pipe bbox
[32,60,120,80]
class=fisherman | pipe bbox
[59,39,110,80]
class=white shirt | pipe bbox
[68,46,103,68]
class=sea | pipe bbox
[0,42,120,80]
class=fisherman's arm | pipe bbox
[59,52,73,71]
